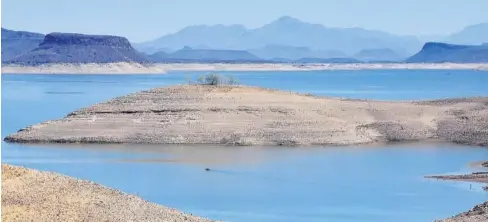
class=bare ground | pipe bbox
[4,85,488,147]
[1,164,214,222]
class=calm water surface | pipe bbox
[2,70,488,222]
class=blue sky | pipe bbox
[2,0,487,42]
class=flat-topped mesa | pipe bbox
[4,85,488,146]
[406,42,488,63]
[5,32,149,65]
[41,32,133,48]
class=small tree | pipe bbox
[195,73,238,86]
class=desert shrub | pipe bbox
[195,73,238,85]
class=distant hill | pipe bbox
[138,24,247,52]
[353,48,407,62]
[137,16,423,55]
[5,32,149,65]
[1,28,45,62]
[446,23,488,45]
[249,45,346,60]
[406,42,488,63]
[149,46,262,62]
[293,57,362,64]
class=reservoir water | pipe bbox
[2,70,488,222]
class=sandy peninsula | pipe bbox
[4,84,488,146]
[1,164,213,222]
[2,62,488,74]
[426,161,488,184]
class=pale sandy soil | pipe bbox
[4,85,488,146]
[1,164,214,222]
[2,62,488,74]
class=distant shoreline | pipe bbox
[2,62,488,74]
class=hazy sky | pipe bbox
[2,0,487,42]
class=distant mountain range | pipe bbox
[248,45,347,60]
[4,32,148,65]
[149,46,263,62]
[445,23,488,45]
[406,42,488,63]
[353,48,408,62]
[135,16,423,56]
[2,19,488,65]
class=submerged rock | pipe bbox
[482,161,488,167]
[5,32,149,65]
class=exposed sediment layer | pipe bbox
[4,85,488,146]
[1,164,213,222]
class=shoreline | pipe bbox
[2,62,488,74]
[1,164,214,222]
[425,172,488,184]
[427,161,488,222]
[426,161,488,184]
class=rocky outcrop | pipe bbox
[436,201,488,222]
[406,42,488,63]
[1,164,213,222]
[482,161,488,167]
[1,28,45,62]
[3,85,488,146]
[5,33,149,65]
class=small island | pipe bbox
[4,83,488,147]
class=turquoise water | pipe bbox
[2,70,488,222]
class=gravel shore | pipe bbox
[4,85,488,146]
[436,202,488,222]
[1,164,214,222]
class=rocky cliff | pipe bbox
[5,32,149,64]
